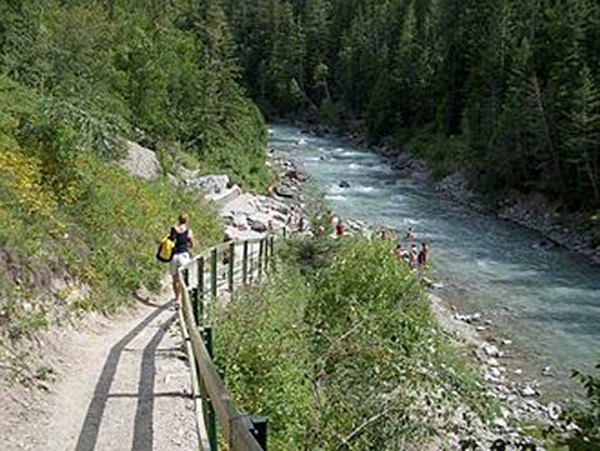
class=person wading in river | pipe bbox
[170,213,195,309]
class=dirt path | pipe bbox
[0,285,198,451]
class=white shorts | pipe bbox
[170,252,191,276]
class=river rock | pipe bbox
[275,186,296,199]
[542,366,553,377]
[339,180,350,188]
[520,385,537,397]
[483,344,501,358]
[248,217,268,233]
[547,403,561,421]
[493,418,509,431]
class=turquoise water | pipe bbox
[270,124,600,395]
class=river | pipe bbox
[269,123,600,397]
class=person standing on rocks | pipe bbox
[170,213,195,309]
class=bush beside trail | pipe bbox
[216,237,496,449]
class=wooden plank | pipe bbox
[180,291,263,451]
[176,305,211,451]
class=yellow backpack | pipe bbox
[157,232,175,262]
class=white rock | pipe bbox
[547,402,561,421]
[514,368,523,375]
[493,418,509,431]
[542,366,553,377]
[117,141,161,180]
[521,385,537,397]
[483,344,501,357]
[488,358,500,367]
[488,367,502,378]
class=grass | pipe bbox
[216,236,496,449]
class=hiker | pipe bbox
[408,243,418,270]
[418,242,429,268]
[170,213,195,309]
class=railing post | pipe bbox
[228,242,235,292]
[242,241,249,286]
[183,268,189,288]
[270,236,275,259]
[264,238,270,273]
[197,256,204,325]
[211,248,218,300]
[258,239,264,280]
[249,241,254,284]
[203,326,218,451]
[250,416,268,450]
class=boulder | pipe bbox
[248,217,268,233]
[339,180,351,188]
[186,174,230,195]
[275,186,296,199]
[117,141,161,180]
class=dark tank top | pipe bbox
[171,227,189,255]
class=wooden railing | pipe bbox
[176,235,277,451]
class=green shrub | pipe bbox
[216,265,315,449]
[217,237,494,449]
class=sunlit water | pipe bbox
[270,124,600,397]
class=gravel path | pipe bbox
[0,287,198,451]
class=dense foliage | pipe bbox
[216,237,494,449]
[225,0,600,209]
[0,0,269,190]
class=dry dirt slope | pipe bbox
[0,285,198,451]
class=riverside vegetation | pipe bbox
[217,237,497,449]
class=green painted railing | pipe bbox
[177,235,277,451]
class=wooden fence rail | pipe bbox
[177,235,277,451]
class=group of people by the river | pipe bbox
[383,226,430,272]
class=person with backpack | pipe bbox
[161,213,195,309]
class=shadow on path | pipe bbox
[75,302,171,451]
[131,314,177,451]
